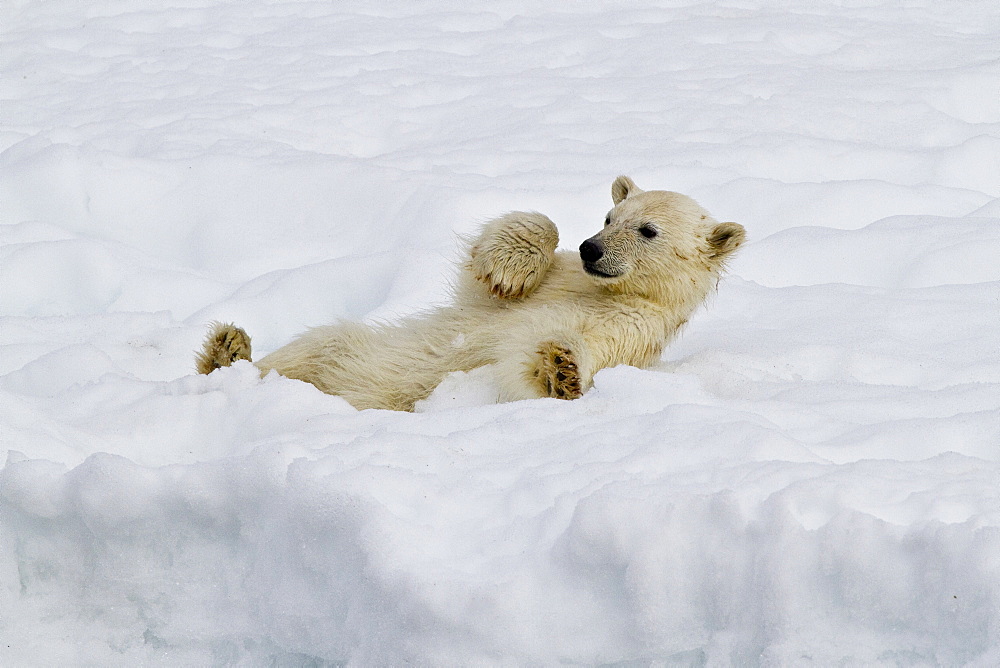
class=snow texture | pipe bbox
[2,1,999,665]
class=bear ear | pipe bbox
[707,222,746,262]
[612,175,640,205]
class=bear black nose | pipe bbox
[579,238,604,263]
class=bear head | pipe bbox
[578,175,745,305]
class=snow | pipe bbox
[2,0,999,664]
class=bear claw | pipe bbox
[478,268,536,300]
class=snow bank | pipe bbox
[2,0,999,664]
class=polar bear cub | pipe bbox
[196,176,744,411]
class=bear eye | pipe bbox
[604,214,611,226]
[639,224,658,239]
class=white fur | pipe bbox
[202,177,744,411]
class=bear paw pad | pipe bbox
[533,343,582,400]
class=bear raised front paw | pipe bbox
[468,212,557,300]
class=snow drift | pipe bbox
[2,0,999,664]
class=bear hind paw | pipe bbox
[195,322,252,374]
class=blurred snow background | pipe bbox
[1,0,999,664]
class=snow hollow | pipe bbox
[2,1,999,664]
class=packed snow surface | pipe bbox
[2,1,999,664]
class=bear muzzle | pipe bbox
[580,237,622,278]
